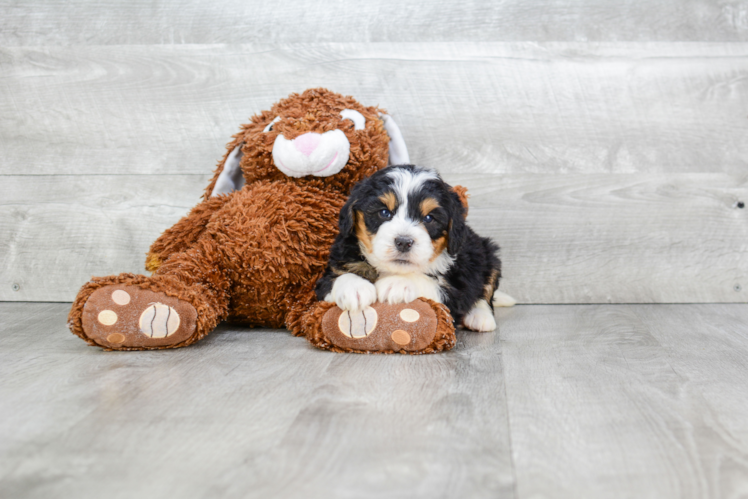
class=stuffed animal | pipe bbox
[299,299,457,354]
[67,88,455,353]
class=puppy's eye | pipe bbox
[263,116,281,133]
[423,214,434,223]
[340,109,366,130]
[379,209,393,219]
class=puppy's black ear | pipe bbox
[338,174,375,235]
[447,188,468,255]
[338,196,357,236]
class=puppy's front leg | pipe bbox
[329,273,377,311]
[463,299,497,332]
[376,274,441,305]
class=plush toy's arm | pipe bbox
[145,194,232,272]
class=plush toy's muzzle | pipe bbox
[273,129,350,178]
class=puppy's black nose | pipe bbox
[395,236,414,253]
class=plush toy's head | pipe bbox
[206,88,409,198]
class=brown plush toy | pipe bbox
[68,88,456,353]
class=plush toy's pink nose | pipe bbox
[293,133,321,157]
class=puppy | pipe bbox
[315,164,503,332]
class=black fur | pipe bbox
[315,165,502,326]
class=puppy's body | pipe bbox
[316,165,502,331]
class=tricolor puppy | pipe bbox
[316,164,503,332]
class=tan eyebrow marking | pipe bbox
[420,197,440,217]
[379,192,397,211]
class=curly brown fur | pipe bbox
[146,195,232,271]
[203,88,389,200]
[70,89,392,350]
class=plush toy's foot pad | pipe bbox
[321,300,444,353]
[81,285,197,349]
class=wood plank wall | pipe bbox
[1,1,747,303]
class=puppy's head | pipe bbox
[339,165,468,275]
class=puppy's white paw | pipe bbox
[462,300,497,332]
[332,273,377,311]
[493,290,516,307]
[376,275,420,305]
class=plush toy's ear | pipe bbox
[380,114,410,166]
[447,188,468,256]
[451,185,470,217]
[210,144,246,197]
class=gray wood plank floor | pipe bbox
[1,303,747,498]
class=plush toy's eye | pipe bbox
[263,116,281,133]
[423,214,434,223]
[379,209,392,219]
[340,109,365,130]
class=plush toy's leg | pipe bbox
[68,238,231,351]
[298,298,456,354]
[145,194,232,272]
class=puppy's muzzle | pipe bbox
[394,236,415,253]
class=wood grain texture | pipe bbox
[497,304,748,498]
[3,0,748,45]
[2,43,748,176]
[0,175,209,302]
[0,302,515,498]
[456,172,748,304]
[2,173,746,303]
[3,303,748,497]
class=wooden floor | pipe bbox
[2,303,747,498]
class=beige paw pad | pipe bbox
[139,303,181,338]
[106,333,126,344]
[391,329,411,345]
[98,310,118,325]
[338,307,378,339]
[399,308,420,322]
[111,290,131,305]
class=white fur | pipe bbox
[380,114,410,165]
[330,273,377,311]
[262,116,281,133]
[340,109,365,130]
[493,290,516,307]
[272,129,350,178]
[387,167,438,207]
[462,299,497,332]
[375,273,443,305]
